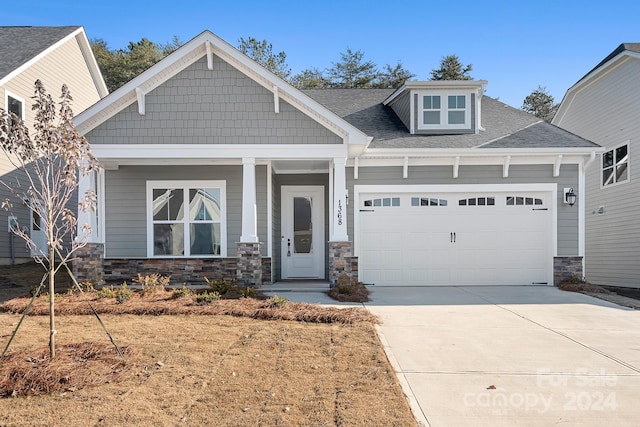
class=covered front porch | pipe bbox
[73,145,357,287]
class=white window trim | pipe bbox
[146,180,227,258]
[417,91,471,130]
[4,90,25,120]
[601,141,630,188]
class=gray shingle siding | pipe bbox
[104,165,269,258]
[86,56,341,145]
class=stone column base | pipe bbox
[237,242,262,286]
[73,243,105,285]
[329,241,358,286]
[554,256,583,286]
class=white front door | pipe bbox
[30,210,47,257]
[281,186,324,279]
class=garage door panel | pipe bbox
[358,191,552,286]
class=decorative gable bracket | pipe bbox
[135,87,145,116]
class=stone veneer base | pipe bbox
[74,243,105,285]
[329,241,358,285]
[554,256,583,286]
[103,257,272,286]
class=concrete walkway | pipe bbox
[265,284,640,426]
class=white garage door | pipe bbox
[358,191,552,286]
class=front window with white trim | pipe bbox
[602,143,629,186]
[147,181,226,257]
[418,91,471,130]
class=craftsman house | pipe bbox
[73,30,598,287]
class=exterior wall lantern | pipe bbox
[564,187,577,207]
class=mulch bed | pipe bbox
[0,342,143,397]
[0,291,379,324]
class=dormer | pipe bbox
[383,80,487,135]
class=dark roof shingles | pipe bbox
[0,26,80,80]
[302,88,597,149]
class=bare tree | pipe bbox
[0,80,99,358]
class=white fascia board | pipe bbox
[75,27,109,97]
[349,155,592,168]
[0,27,85,87]
[91,143,349,161]
[361,147,604,158]
[74,30,370,146]
[554,53,640,125]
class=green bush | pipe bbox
[115,283,134,303]
[195,291,221,305]
[267,294,288,308]
[135,273,170,295]
[240,286,257,298]
[172,285,193,299]
[97,286,117,299]
[204,277,234,295]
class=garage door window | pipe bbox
[506,196,543,206]
[411,197,448,207]
[364,197,400,207]
[459,197,495,206]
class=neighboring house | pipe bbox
[553,43,640,288]
[0,26,108,263]
[73,30,598,287]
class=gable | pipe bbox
[86,56,341,145]
[553,55,640,140]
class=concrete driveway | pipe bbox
[266,284,640,426]
[364,286,640,426]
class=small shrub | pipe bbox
[267,294,288,308]
[115,283,134,304]
[327,275,370,302]
[195,291,221,305]
[240,286,257,298]
[172,285,193,299]
[66,281,96,295]
[97,286,117,299]
[135,273,170,295]
[204,277,234,295]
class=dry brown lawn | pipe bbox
[0,264,417,426]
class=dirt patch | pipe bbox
[0,314,416,426]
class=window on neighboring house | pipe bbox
[602,144,629,186]
[6,93,24,121]
[418,92,470,130]
[147,181,226,257]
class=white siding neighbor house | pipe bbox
[553,43,640,288]
[73,30,598,288]
[0,26,108,263]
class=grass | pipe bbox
[0,263,417,426]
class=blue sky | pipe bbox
[2,0,638,108]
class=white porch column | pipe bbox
[331,157,349,241]
[76,169,99,243]
[240,157,259,243]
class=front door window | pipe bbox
[293,197,312,254]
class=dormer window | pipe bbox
[383,80,487,135]
[423,96,441,124]
[418,91,471,130]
